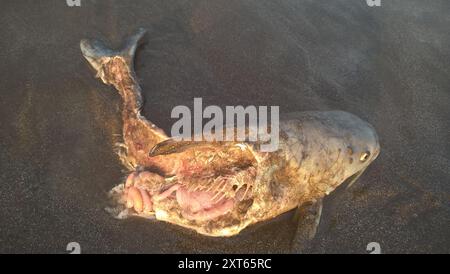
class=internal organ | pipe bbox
[176,186,235,221]
[125,173,238,221]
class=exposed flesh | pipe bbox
[125,164,256,221]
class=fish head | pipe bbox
[297,111,381,195]
[338,119,380,183]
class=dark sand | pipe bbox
[0,0,449,253]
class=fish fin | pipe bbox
[120,28,147,66]
[290,199,323,253]
[149,139,212,157]
[149,138,247,157]
[80,28,146,84]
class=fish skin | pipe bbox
[81,29,380,238]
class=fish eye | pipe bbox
[360,151,371,162]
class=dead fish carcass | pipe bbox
[80,29,380,240]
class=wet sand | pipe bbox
[0,0,449,253]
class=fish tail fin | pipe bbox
[80,28,146,85]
